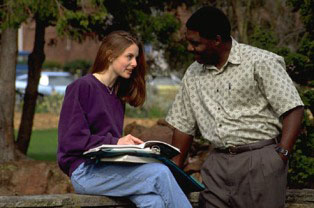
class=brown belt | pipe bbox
[215,138,277,155]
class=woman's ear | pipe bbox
[106,50,113,62]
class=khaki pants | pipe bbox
[200,144,288,208]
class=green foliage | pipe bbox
[165,39,194,73]
[125,85,175,118]
[125,105,167,118]
[288,0,314,34]
[285,1,314,85]
[0,0,28,29]
[42,60,63,70]
[247,1,314,188]
[249,26,278,51]
[248,24,313,85]
[135,11,180,45]
[35,94,64,114]
[288,112,314,188]
[56,7,109,41]
[102,0,187,71]
[63,59,92,76]
[288,88,314,188]
[15,94,64,114]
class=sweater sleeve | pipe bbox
[58,79,119,162]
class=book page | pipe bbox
[83,140,180,158]
[100,155,162,164]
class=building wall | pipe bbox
[20,5,192,66]
[21,21,101,65]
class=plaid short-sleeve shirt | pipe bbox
[166,39,303,148]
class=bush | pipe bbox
[42,60,63,70]
[288,89,314,188]
[16,94,65,114]
[125,85,175,118]
[35,94,64,114]
[288,112,314,188]
[64,59,92,77]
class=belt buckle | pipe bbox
[228,147,237,155]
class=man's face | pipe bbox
[186,29,218,65]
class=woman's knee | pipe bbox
[148,163,171,174]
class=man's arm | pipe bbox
[278,106,304,161]
[171,129,194,168]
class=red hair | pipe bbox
[89,31,146,107]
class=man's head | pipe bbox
[185,6,231,65]
[186,6,231,41]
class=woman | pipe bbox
[57,30,192,208]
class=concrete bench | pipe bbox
[0,189,313,208]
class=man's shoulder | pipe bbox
[239,43,283,62]
[185,61,203,76]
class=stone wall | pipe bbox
[0,189,313,208]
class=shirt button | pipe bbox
[216,89,219,92]
[218,124,222,127]
[218,107,221,110]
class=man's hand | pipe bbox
[277,152,288,164]
[171,129,194,169]
[117,134,144,145]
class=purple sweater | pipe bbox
[57,74,124,177]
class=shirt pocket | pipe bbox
[221,76,259,118]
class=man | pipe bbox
[166,6,304,208]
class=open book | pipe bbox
[83,140,205,193]
[99,155,162,164]
[83,140,180,159]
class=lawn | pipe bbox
[26,128,58,161]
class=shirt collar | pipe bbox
[203,37,241,72]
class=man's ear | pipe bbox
[214,35,222,46]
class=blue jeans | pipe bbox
[71,161,192,208]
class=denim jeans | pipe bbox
[71,161,192,208]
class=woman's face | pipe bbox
[109,43,139,79]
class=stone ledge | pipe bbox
[0,189,313,208]
[0,194,133,208]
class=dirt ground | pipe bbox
[14,112,159,130]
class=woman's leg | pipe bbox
[129,194,166,208]
[71,162,192,208]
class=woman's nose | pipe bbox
[131,58,137,67]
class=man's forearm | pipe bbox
[171,129,194,168]
[280,106,304,152]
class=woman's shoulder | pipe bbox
[65,74,96,96]
[67,74,95,89]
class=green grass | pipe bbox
[26,128,58,161]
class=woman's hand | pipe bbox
[117,134,144,145]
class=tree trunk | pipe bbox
[231,0,251,43]
[0,28,18,162]
[16,19,46,154]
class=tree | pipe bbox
[0,28,18,162]
[0,0,186,157]
[0,0,28,162]
[15,1,111,154]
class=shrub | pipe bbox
[35,94,64,114]
[288,112,314,188]
[42,60,63,70]
[125,85,175,118]
[288,89,314,188]
[63,59,92,77]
